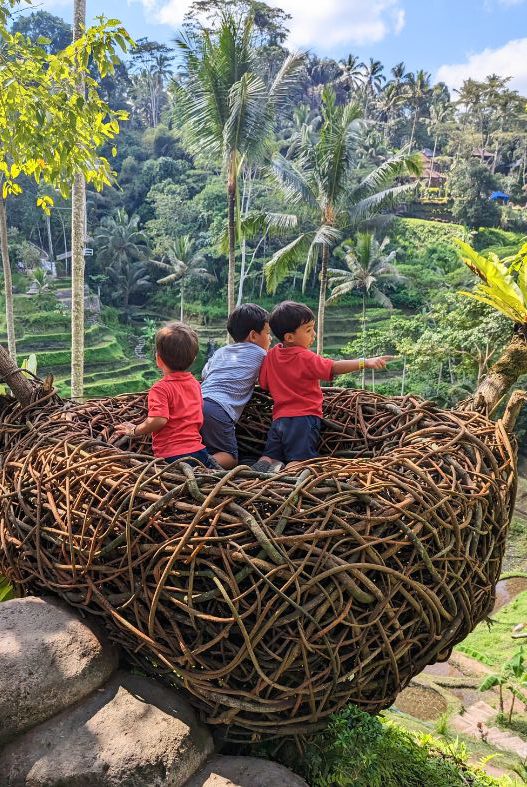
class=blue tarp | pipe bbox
[490,191,510,202]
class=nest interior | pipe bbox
[0,387,517,739]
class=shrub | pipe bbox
[293,705,511,786]
[23,311,71,331]
[473,227,525,252]
[390,218,468,255]
[28,339,124,369]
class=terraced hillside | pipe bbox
[1,282,157,399]
[184,304,393,357]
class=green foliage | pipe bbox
[0,575,14,602]
[299,705,508,786]
[474,228,525,253]
[0,8,133,205]
[457,239,527,324]
[450,161,501,229]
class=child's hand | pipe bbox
[366,355,395,370]
[114,421,137,437]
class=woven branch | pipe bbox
[0,388,517,739]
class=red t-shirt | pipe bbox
[259,344,334,419]
[148,372,205,458]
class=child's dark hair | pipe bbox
[227,303,269,342]
[269,301,315,341]
[156,322,199,371]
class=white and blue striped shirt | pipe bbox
[201,343,266,422]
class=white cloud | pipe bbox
[437,38,527,95]
[129,0,406,49]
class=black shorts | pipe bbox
[263,415,321,463]
[201,398,238,459]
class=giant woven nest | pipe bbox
[0,386,517,739]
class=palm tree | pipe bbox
[108,258,151,316]
[96,210,150,317]
[70,0,86,399]
[175,13,304,316]
[151,235,214,320]
[29,267,50,305]
[336,54,364,94]
[424,101,454,187]
[328,232,404,386]
[406,69,431,150]
[360,58,385,117]
[96,209,149,268]
[265,87,422,355]
[380,62,409,140]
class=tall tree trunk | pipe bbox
[462,329,527,415]
[58,212,68,274]
[400,356,407,396]
[237,238,247,307]
[226,154,236,333]
[236,168,252,307]
[316,244,330,356]
[45,213,54,262]
[0,196,16,361]
[361,294,366,390]
[0,344,35,406]
[409,109,419,151]
[428,134,438,188]
[180,285,184,322]
[70,0,86,400]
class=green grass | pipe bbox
[456,591,527,667]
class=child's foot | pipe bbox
[251,459,283,474]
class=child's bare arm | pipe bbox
[114,416,168,438]
[332,355,395,376]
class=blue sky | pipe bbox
[35,0,527,94]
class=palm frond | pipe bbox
[224,72,271,160]
[265,233,312,293]
[302,238,320,292]
[371,286,394,309]
[157,273,181,285]
[269,51,306,109]
[327,279,361,303]
[312,224,342,247]
[348,182,417,226]
[272,153,318,209]
[349,150,423,202]
[240,211,298,239]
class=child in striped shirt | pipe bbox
[200,304,271,468]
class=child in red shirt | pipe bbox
[115,322,214,468]
[253,301,393,471]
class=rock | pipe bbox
[0,671,213,787]
[185,756,309,787]
[0,596,118,743]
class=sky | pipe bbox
[30,0,527,95]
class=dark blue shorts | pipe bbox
[165,449,214,468]
[201,398,238,459]
[264,415,321,463]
